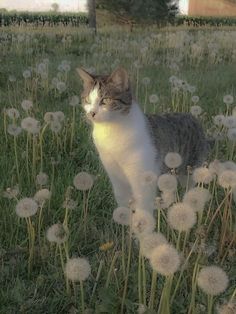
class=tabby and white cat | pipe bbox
[77,67,209,213]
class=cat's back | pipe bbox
[146,112,209,172]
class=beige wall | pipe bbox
[189,0,236,16]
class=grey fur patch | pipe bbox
[145,113,209,173]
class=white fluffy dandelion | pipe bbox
[193,167,214,184]
[46,223,68,244]
[227,128,236,142]
[168,202,197,232]
[113,207,131,226]
[197,266,229,296]
[34,189,51,205]
[36,172,48,185]
[190,105,202,117]
[223,95,234,105]
[150,244,180,276]
[164,152,182,169]
[7,124,22,136]
[69,95,80,107]
[131,209,155,235]
[73,172,94,191]
[21,100,33,111]
[15,198,38,218]
[183,187,211,212]
[139,232,167,259]
[213,115,225,127]
[149,94,159,104]
[64,257,91,282]
[218,170,236,189]
[223,116,236,129]
[191,95,200,104]
[6,108,20,120]
[21,117,40,134]
[157,174,178,192]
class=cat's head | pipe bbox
[77,67,132,123]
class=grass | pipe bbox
[0,24,236,313]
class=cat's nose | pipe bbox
[89,111,96,118]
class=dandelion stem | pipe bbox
[13,136,20,183]
[80,280,85,313]
[148,270,157,309]
[121,229,132,313]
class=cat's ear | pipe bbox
[108,67,130,91]
[77,68,94,87]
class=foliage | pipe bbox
[97,0,179,25]
[0,12,88,27]
[176,15,236,27]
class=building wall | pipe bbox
[189,0,236,16]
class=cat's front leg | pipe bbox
[121,154,158,214]
[99,152,133,208]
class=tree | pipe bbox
[87,0,97,34]
[97,0,179,29]
[51,2,59,12]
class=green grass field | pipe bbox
[0,25,236,314]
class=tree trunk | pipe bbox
[88,0,97,34]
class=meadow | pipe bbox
[0,24,236,314]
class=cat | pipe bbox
[77,67,209,213]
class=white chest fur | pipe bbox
[92,102,160,213]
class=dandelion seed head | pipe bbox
[227,128,236,141]
[223,116,236,129]
[197,266,229,296]
[142,77,150,86]
[64,257,91,282]
[2,185,19,199]
[190,105,202,117]
[149,94,159,104]
[113,207,131,226]
[157,174,178,192]
[164,152,182,169]
[56,81,66,93]
[73,172,94,191]
[46,223,68,244]
[21,100,33,111]
[15,198,38,218]
[218,302,236,314]
[161,191,175,208]
[139,232,168,259]
[7,124,22,136]
[21,117,40,134]
[191,95,200,104]
[183,187,211,212]
[69,95,80,107]
[44,112,55,123]
[131,209,155,235]
[193,167,214,184]
[36,172,48,186]
[213,115,225,127]
[218,170,236,189]
[23,69,31,79]
[34,189,51,205]
[150,244,180,276]
[6,108,20,120]
[168,202,196,232]
[223,95,234,105]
